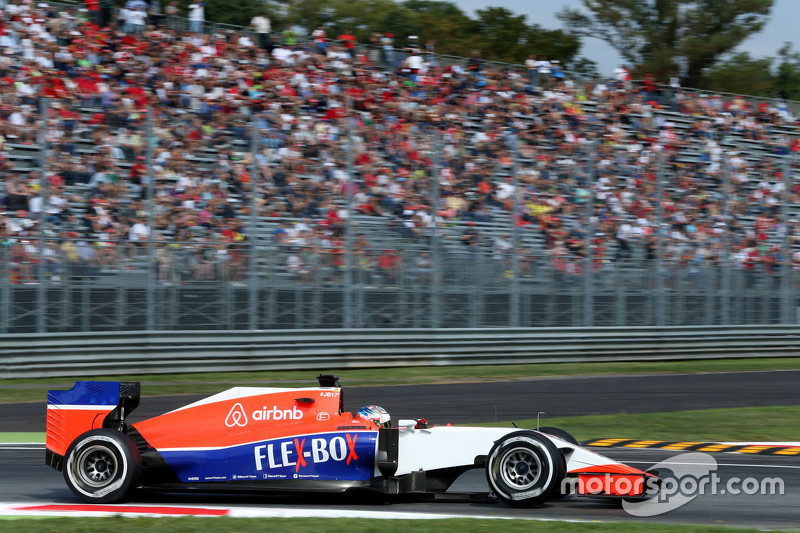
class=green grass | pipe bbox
[482,405,800,443]
[0,432,44,443]
[3,356,800,403]
[0,517,794,533]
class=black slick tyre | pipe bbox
[486,430,566,507]
[63,429,141,503]
[537,427,579,446]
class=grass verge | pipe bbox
[3,357,800,404]
[0,432,45,443]
[481,405,800,443]
[0,517,793,533]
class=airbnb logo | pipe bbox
[225,403,248,427]
[225,403,305,427]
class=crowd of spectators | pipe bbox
[1,0,800,287]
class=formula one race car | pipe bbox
[45,376,658,506]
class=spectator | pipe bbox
[461,222,480,252]
[525,54,538,89]
[312,26,327,55]
[338,29,357,59]
[188,1,205,34]
[376,249,400,283]
[380,32,394,68]
[117,4,129,30]
[4,175,32,212]
[155,242,174,283]
[467,50,482,74]
[99,0,114,27]
[406,49,423,72]
[125,6,147,35]
[148,0,163,28]
[282,26,298,47]
[190,243,215,281]
[412,250,433,282]
[424,39,437,67]
[287,247,311,283]
[250,12,272,52]
[164,0,178,29]
[84,0,100,25]
[536,56,552,88]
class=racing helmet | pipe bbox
[357,405,391,428]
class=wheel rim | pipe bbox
[499,446,542,490]
[75,445,118,488]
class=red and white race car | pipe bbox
[45,375,658,506]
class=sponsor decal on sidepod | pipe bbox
[225,403,304,428]
[159,432,378,483]
[254,434,360,472]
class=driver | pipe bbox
[357,405,391,428]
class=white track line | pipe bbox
[722,442,800,446]
[0,502,594,522]
[624,460,800,470]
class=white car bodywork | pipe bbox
[393,424,631,476]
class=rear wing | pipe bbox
[46,381,140,470]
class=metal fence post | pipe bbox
[37,97,49,333]
[615,262,626,326]
[248,113,260,330]
[583,142,595,327]
[145,108,155,331]
[430,130,442,328]
[781,153,790,324]
[721,152,731,325]
[655,149,665,326]
[343,115,355,328]
[509,133,520,327]
[1,246,8,333]
[785,152,796,324]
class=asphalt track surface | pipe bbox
[5,369,800,431]
[3,370,800,528]
[2,444,798,529]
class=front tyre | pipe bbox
[486,431,565,507]
[63,429,141,503]
[537,427,579,446]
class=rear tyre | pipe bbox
[63,429,141,503]
[486,431,565,507]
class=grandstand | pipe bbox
[0,1,799,332]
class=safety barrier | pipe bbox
[2,326,800,379]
